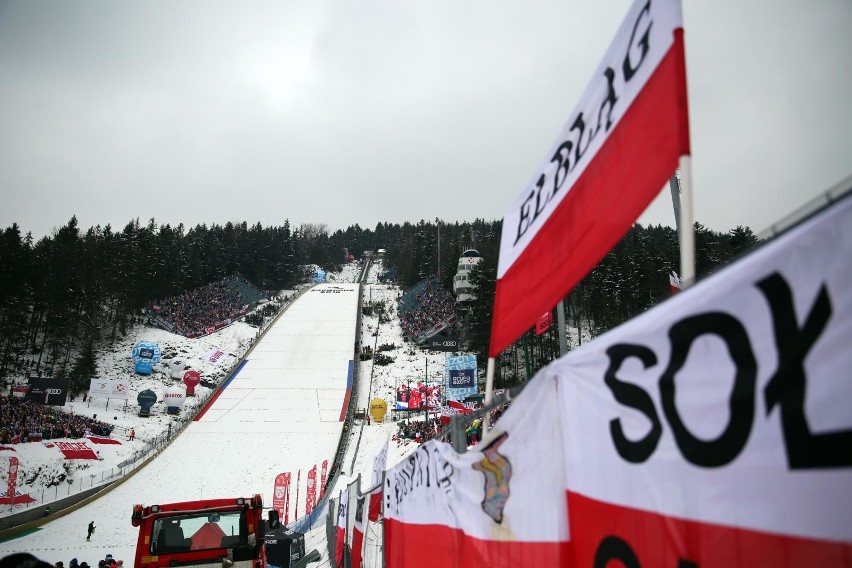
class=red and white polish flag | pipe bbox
[491,0,690,356]
[669,270,683,294]
[351,495,367,568]
[335,487,349,568]
[368,436,388,522]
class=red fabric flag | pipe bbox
[669,270,683,294]
[305,464,318,514]
[535,311,553,336]
[351,496,367,568]
[368,437,388,522]
[490,0,689,357]
[272,472,290,524]
[335,488,349,568]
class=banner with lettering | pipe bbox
[305,464,318,515]
[272,472,291,524]
[7,457,18,504]
[203,347,227,366]
[491,0,690,356]
[445,355,478,402]
[88,379,130,400]
[55,441,99,460]
[384,374,569,568]
[384,195,852,567]
[554,193,852,565]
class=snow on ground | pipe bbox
[0,260,462,568]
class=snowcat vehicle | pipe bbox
[131,494,268,568]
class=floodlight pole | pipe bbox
[677,156,696,287]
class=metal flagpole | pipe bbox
[678,156,695,288]
[556,300,567,356]
[483,357,495,434]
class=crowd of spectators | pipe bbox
[150,275,262,337]
[0,396,113,444]
[394,417,444,444]
[399,279,457,341]
[394,402,510,448]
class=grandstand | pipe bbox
[398,277,458,344]
[148,274,267,338]
[226,274,266,305]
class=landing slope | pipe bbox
[0,283,360,566]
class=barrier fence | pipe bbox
[0,287,309,530]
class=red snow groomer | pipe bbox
[131,495,268,568]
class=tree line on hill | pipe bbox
[0,214,756,395]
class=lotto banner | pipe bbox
[555,192,852,565]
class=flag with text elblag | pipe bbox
[491,0,690,356]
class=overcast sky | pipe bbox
[1,0,850,240]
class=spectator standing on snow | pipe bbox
[87,521,95,541]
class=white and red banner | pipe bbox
[368,436,389,522]
[385,195,852,566]
[55,441,99,460]
[491,0,690,356]
[384,374,569,568]
[351,495,367,568]
[320,459,328,499]
[305,464,318,514]
[87,379,130,400]
[203,347,227,366]
[272,472,291,524]
[336,487,349,568]
[7,457,18,504]
[554,193,852,565]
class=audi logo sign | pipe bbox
[45,388,63,394]
[426,337,460,351]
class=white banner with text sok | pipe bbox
[555,194,852,566]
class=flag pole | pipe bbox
[483,356,495,434]
[678,155,695,287]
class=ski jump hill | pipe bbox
[0,282,361,566]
